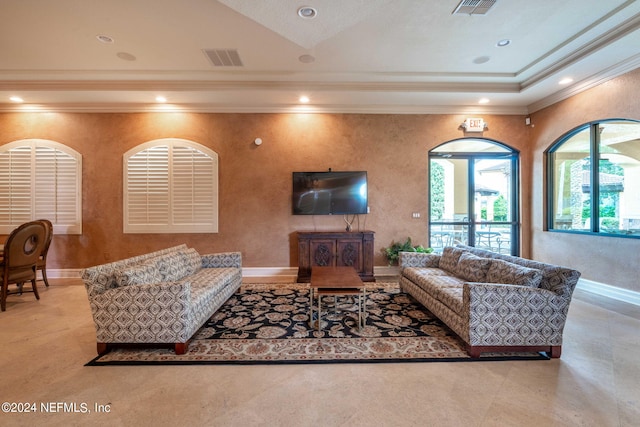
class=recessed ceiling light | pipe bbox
[299,54,315,64]
[298,6,317,19]
[96,34,114,44]
[479,98,490,104]
[299,95,310,103]
[496,39,511,47]
[9,96,24,103]
[559,77,574,85]
[117,52,136,61]
[155,96,167,103]
[473,56,491,64]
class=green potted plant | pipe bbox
[383,237,433,265]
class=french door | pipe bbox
[429,138,519,255]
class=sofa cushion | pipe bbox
[439,247,465,274]
[183,248,203,275]
[416,274,465,314]
[455,252,492,282]
[81,244,189,297]
[486,259,543,288]
[153,251,191,282]
[178,267,242,316]
[402,267,450,284]
[115,261,162,287]
[453,245,581,296]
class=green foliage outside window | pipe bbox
[493,195,507,221]
[430,162,445,220]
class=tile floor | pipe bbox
[1,278,639,427]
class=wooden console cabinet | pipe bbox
[296,231,375,282]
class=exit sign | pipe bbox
[464,118,486,132]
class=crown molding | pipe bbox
[527,53,640,113]
[520,10,640,91]
[0,102,528,115]
[0,68,517,81]
[0,79,521,94]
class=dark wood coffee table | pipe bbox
[310,266,366,332]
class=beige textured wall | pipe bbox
[529,68,640,292]
[0,112,530,270]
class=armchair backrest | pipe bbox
[35,219,53,261]
[2,221,47,280]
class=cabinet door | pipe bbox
[336,239,363,271]
[310,239,337,267]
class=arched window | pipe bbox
[0,139,82,235]
[429,138,519,255]
[547,119,640,238]
[123,138,218,233]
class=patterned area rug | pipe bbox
[86,283,550,365]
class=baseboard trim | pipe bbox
[47,269,83,278]
[241,267,298,283]
[51,268,640,307]
[46,268,302,283]
[47,266,401,283]
[374,265,401,277]
[577,278,640,307]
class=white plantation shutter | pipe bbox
[0,140,82,234]
[172,145,216,225]
[124,139,218,233]
[34,146,79,226]
[0,145,32,226]
[127,145,170,226]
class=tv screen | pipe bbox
[292,171,368,215]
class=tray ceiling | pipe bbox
[1,0,639,114]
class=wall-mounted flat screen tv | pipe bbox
[292,171,368,215]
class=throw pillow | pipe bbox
[154,252,190,282]
[485,259,543,288]
[455,252,492,282]
[183,248,202,275]
[115,262,162,287]
[439,247,465,274]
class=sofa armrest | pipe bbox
[88,281,194,343]
[91,281,192,314]
[463,282,570,346]
[201,251,242,269]
[399,251,440,268]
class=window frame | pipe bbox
[546,118,640,239]
[123,138,219,234]
[0,139,82,235]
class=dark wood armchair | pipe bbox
[35,219,53,287]
[1,221,47,312]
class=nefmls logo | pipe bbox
[40,402,90,413]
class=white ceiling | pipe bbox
[1,0,640,114]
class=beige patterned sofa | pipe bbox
[399,245,581,358]
[82,244,242,355]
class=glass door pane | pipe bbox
[429,158,470,252]
[473,158,514,254]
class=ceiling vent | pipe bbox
[452,0,497,15]
[203,49,244,67]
